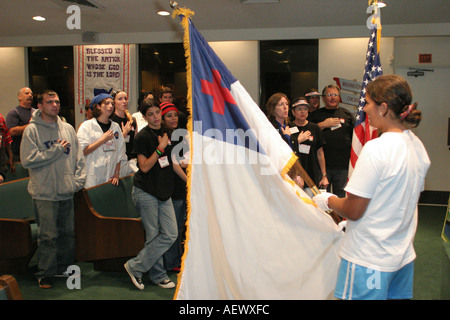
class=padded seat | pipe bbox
[74,174,144,272]
[3,162,29,182]
[86,174,138,218]
[0,178,37,274]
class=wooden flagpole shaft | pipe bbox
[290,160,343,225]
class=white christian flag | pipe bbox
[174,8,343,300]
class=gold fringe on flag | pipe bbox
[171,7,194,300]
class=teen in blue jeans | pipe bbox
[20,90,86,289]
[124,98,179,290]
[126,187,177,288]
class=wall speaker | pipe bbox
[82,31,99,43]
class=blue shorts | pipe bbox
[334,259,414,300]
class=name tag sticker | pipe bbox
[298,144,311,154]
[158,156,170,168]
[102,140,116,152]
[330,124,342,131]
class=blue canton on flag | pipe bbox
[356,28,383,127]
[189,20,262,153]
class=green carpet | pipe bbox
[8,204,448,300]
[13,258,178,300]
[413,204,447,300]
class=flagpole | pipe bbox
[349,2,384,178]
[289,161,343,225]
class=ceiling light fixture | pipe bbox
[240,0,280,4]
[157,10,170,16]
[33,16,46,21]
[376,1,387,8]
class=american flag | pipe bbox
[349,27,383,177]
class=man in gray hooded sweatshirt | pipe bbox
[21,90,86,289]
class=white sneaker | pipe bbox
[157,279,175,289]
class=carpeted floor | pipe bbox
[9,204,448,300]
[412,204,447,300]
[13,258,178,300]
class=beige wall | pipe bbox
[394,37,450,192]
[0,48,28,117]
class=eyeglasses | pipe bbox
[325,93,339,98]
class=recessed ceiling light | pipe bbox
[157,10,170,16]
[33,16,46,21]
[240,0,280,3]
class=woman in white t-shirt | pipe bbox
[313,74,430,300]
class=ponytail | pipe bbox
[125,109,134,124]
[400,102,421,128]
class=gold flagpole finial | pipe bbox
[170,1,195,19]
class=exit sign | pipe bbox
[419,54,432,63]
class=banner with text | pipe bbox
[75,44,131,106]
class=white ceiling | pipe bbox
[1,0,449,45]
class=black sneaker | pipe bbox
[157,279,175,289]
[124,262,144,290]
[38,277,53,289]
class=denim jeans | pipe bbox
[164,198,187,270]
[33,199,75,278]
[127,186,178,283]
